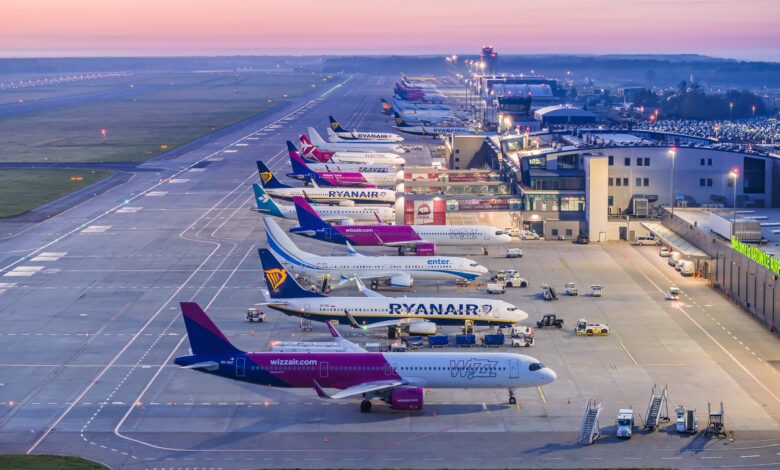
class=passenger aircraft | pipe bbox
[285,142,397,188]
[393,112,477,136]
[256,161,395,205]
[257,248,527,331]
[174,301,555,412]
[329,115,404,142]
[299,135,406,166]
[264,217,486,290]
[308,127,405,154]
[289,196,511,255]
[252,185,395,224]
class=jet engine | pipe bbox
[408,321,437,335]
[389,273,413,289]
[389,387,424,410]
[415,243,435,256]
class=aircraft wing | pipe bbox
[321,216,355,225]
[313,379,405,399]
[325,320,365,352]
[352,318,429,330]
[375,235,431,247]
[354,277,385,298]
[345,242,364,256]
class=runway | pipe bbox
[1,73,779,469]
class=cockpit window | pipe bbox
[469,263,478,267]
[495,230,504,236]
[507,307,517,311]
[529,362,545,371]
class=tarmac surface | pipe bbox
[1,74,780,469]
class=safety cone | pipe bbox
[432,411,436,417]
[323,436,328,443]
[251,330,254,336]
[171,400,175,405]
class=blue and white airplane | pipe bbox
[174,302,555,413]
[252,185,395,224]
[264,217,487,289]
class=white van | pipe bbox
[668,251,682,267]
[679,260,695,276]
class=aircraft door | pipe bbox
[236,357,246,378]
[484,229,491,241]
[319,362,329,378]
[509,359,519,379]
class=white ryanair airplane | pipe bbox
[252,185,395,225]
[263,217,487,289]
[258,248,527,335]
[308,127,405,154]
[329,115,404,142]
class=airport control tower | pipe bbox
[481,46,498,75]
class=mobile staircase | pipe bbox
[542,284,559,301]
[578,399,602,445]
[644,384,670,431]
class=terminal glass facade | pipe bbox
[525,193,585,212]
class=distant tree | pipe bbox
[632,89,660,108]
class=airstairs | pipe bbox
[644,384,670,431]
[578,399,602,445]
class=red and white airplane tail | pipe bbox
[299,134,334,163]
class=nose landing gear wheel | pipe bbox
[508,388,517,405]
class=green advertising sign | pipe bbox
[732,237,780,275]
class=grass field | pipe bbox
[0,71,334,217]
[0,454,107,469]
[0,72,333,164]
[0,168,112,217]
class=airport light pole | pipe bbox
[669,147,676,220]
[729,169,739,239]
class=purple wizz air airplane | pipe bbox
[284,141,396,188]
[174,302,555,412]
[289,196,511,255]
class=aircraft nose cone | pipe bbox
[542,368,557,384]
[514,308,529,323]
[477,264,489,274]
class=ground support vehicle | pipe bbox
[537,314,564,328]
[590,284,604,297]
[246,308,266,322]
[575,319,610,336]
[564,282,578,296]
[505,248,523,258]
[511,325,535,347]
[616,409,635,438]
[486,283,505,294]
[666,287,680,300]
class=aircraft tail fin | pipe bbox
[252,184,283,217]
[179,302,243,356]
[307,127,327,146]
[329,115,348,133]
[292,196,331,231]
[256,161,290,189]
[325,127,341,142]
[287,141,317,178]
[264,217,310,261]
[258,248,324,299]
[393,111,410,128]
[300,134,331,163]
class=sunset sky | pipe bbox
[2,0,778,60]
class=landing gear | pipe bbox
[481,246,489,256]
[370,280,379,290]
[360,399,372,413]
[508,388,517,405]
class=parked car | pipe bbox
[505,227,521,237]
[520,230,540,240]
[659,246,671,257]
